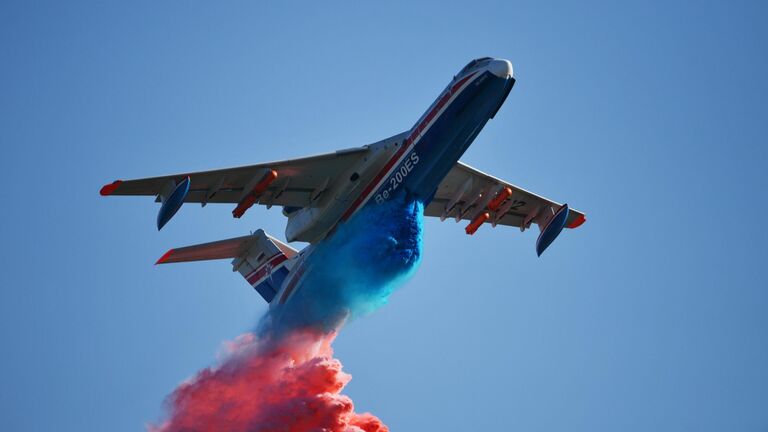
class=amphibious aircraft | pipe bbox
[100,57,585,307]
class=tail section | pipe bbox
[156,229,297,303]
[232,232,297,303]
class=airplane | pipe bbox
[100,57,586,313]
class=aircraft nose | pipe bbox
[488,59,513,78]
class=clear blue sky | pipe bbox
[2,1,767,430]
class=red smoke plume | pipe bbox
[149,330,387,432]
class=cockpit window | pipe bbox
[458,57,492,76]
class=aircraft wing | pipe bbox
[100,146,369,210]
[424,161,585,253]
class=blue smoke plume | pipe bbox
[262,193,424,335]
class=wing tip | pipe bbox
[100,180,123,196]
[155,249,175,265]
[567,213,586,229]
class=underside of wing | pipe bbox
[424,161,586,255]
[100,146,369,208]
[100,146,371,229]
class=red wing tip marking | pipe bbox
[155,249,175,265]
[99,180,123,196]
[567,214,586,229]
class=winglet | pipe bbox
[155,249,175,265]
[100,180,123,196]
[567,214,586,229]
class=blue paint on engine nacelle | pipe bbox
[536,204,569,257]
[157,176,190,230]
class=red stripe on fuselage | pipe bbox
[245,253,289,285]
[451,73,476,93]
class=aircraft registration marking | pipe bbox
[375,152,420,204]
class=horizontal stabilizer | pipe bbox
[156,235,255,264]
[155,230,297,303]
[156,231,296,265]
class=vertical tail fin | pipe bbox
[232,231,297,302]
